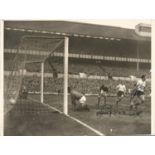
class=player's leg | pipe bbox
[137,94,145,105]
[116,92,122,104]
[134,94,145,112]
[130,88,136,102]
[115,92,124,113]
[129,91,137,110]
[140,94,145,104]
[103,92,107,105]
[115,96,120,113]
[97,93,101,108]
[129,97,135,110]
[129,94,134,104]
[133,92,144,109]
[71,96,77,111]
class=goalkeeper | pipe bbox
[68,87,89,111]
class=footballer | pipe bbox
[68,87,89,111]
[97,84,109,108]
[130,75,146,109]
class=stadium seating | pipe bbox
[21,76,63,93]
[17,75,151,96]
[4,47,151,96]
[69,63,150,77]
[4,52,150,78]
[69,38,151,59]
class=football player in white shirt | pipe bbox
[115,81,127,111]
[130,75,146,109]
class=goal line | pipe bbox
[29,97,105,136]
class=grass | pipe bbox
[4,99,98,136]
[4,94,151,136]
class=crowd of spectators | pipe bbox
[4,58,150,78]
[69,78,151,95]
[68,63,150,77]
[21,75,151,96]
[4,52,151,96]
[22,75,63,93]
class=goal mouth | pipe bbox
[4,35,68,115]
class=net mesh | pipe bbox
[4,36,64,115]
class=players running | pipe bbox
[68,87,89,111]
[130,75,146,109]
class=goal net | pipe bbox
[4,36,68,115]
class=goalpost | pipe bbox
[63,37,69,115]
[40,37,69,115]
[4,35,69,115]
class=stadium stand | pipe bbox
[69,37,151,59]
[4,21,151,96]
[4,53,150,77]
[4,75,149,96]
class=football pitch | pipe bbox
[5,94,151,136]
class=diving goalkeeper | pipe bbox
[68,87,89,111]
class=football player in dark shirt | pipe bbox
[97,84,109,108]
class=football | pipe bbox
[9,98,16,104]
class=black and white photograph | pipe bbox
[3,20,151,136]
